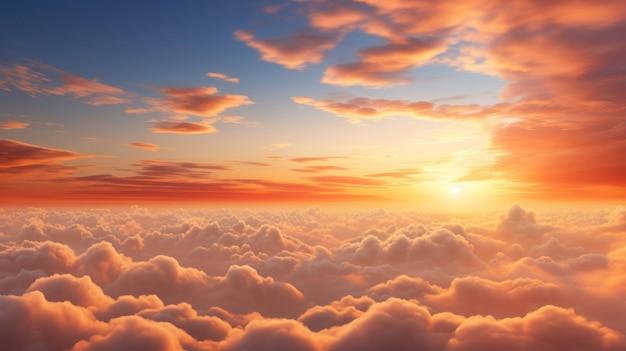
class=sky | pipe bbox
[2,0,624,209]
[2,2,626,350]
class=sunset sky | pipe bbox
[2,2,626,351]
[2,0,624,208]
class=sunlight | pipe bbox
[451,185,461,197]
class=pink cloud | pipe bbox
[157,86,253,117]
[207,72,240,83]
[0,62,130,105]
[322,36,448,87]
[0,120,30,130]
[149,121,217,134]
[234,29,342,70]
[292,95,493,121]
[0,139,90,168]
[1,206,626,350]
[126,142,160,151]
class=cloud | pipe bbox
[0,61,130,105]
[309,176,386,187]
[149,121,217,134]
[259,142,291,151]
[0,291,107,351]
[234,29,342,70]
[291,165,351,173]
[322,37,448,87]
[231,160,271,167]
[0,139,89,167]
[126,142,160,151]
[290,156,350,163]
[207,72,240,83]
[427,276,566,318]
[26,274,114,310]
[238,0,626,197]
[367,169,421,179]
[447,305,624,351]
[1,206,626,350]
[220,318,322,351]
[130,86,253,120]
[157,86,253,117]
[0,120,30,130]
[0,139,93,182]
[292,96,493,122]
[54,71,130,106]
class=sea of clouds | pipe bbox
[1,204,625,351]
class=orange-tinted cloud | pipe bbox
[291,165,350,173]
[158,86,253,117]
[207,71,240,83]
[149,121,217,134]
[54,71,130,106]
[322,37,448,87]
[0,139,89,167]
[132,159,231,178]
[129,86,253,120]
[240,0,626,198]
[292,96,492,121]
[2,205,626,350]
[231,160,271,167]
[259,142,291,151]
[234,29,342,70]
[0,120,30,130]
[367,168,421,179]
[0,61,130,105]
[309,175,385,187]
[127,142,160,151]
[290,156,351,163]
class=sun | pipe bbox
[451,185,461,197]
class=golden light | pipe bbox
[451,185,461,196]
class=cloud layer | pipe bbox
[2,204,626,350]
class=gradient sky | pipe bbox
[1,0,625,208]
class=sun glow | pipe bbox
[451,185,461,197]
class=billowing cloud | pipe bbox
[1,204,626,350]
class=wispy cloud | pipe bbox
[149,121,217,134]
[0,120,30,130]
[234,29,342,70]
[0,61,130,105]
[126,142,160,151]
[207,72,240,84]
[259,142,291,151]
[290,156,350,163]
